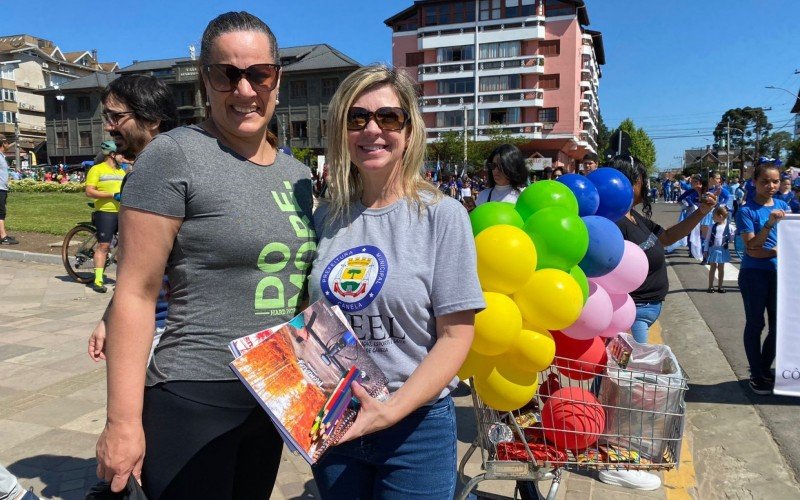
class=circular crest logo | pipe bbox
[320,245,388,312]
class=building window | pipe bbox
[0,111,16,123]
[290,80,307,99]
[406,52,425,67]
[538,107,558,123]
[291,121,308,138]
[56,131,68,148]
[479,0,501,20]
[479,107,520,125]
[321,78,339,98]
[480,75,521,92]
[539,40,560,56]
[545,0,576,17]
[322,119,327,137]
[0,67,14,80]
[437,46,474,63]
[79,131,92,147]
[479,41,521,59]
[437,78,475,95]
[504,0,536,17]
[539,74,560,90]
[453,1,476,23]
[436,110,474,128]
[0,89,16,102]
[77,96,91,112]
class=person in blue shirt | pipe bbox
[672,174,705,259]
[699,171,731,262]
[773,177,794,205]
[736,162,789,395]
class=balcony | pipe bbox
[427,121,544,142]
[420,92,475,113]
[477,88,544,109]
[419,54,545,82]
[417,17,545,50]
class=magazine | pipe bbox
[229,300,389,465]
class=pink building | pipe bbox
[384,0,605,171]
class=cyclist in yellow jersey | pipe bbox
[85,140,126,293]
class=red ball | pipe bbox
[541,387,605,451]
[551,330,607,380]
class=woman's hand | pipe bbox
[768,209,786,226]
[336,383,399,444]
[96,420,145,493]
[88,320,107,361]
[698,192,717,214]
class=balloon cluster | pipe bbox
[460,167,647,412]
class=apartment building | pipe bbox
[385,0,604,171]
[0,34,117,164]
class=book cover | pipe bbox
[229,300,389,464]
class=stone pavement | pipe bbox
[1,250,795,499]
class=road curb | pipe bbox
[0,248,62,266]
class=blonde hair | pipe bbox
[713,205,728,219]
[324,64,440,222]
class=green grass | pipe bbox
[6,192,96,235]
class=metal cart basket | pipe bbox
[457,350,689,500]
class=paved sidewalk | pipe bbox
[2,254,797,499]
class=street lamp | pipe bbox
[55,91,66,166]
[765,85,799,99]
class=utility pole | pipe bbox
[726,119,731,180]
[13,116,20,170]
[462,105,468,173]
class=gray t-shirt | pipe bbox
[309,195,485,400]
[121,125,316,385]
[0,152,8,191]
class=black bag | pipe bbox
[85,475,147,500]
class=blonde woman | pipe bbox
[309,65,485,498]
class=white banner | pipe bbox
[774,214,800,396]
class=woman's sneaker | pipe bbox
[749,377,773,395]
[598,470,661,490]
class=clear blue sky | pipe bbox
[5,1,798,170]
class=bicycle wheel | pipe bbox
[62,224,99,284]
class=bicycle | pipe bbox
[61,206,118,284]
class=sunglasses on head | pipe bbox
[203,63,281,93]
[346,107,409,131]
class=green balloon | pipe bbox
[570,265,590,304]
[469,201,524,237]
[523,207,588,272]
[515,181,579,222]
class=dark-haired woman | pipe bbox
[95,12,315,499]
[736,163,788,395]
[600,156,715,491]
[611,157,715,344]
[475,144,528,205]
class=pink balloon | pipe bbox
[592,241,648,295]
[562,282,613,340]
[599,293,635,338]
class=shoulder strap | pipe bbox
[487,187,494,202]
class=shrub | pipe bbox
[9,180,86,193]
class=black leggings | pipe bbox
[141,381,283,500]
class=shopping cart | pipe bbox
[457,350,689,500]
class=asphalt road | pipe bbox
[651,200,800,484]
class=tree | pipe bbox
[427,127,528,176]
[712,107,773,164]
[787,137,800,167]
[291,147,314,165]
[761,130,793,160]
[427,130,463,170]
[608,118,657,171]
[596,111,611,156]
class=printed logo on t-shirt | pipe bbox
[320,245,388,312]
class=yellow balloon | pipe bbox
[507,329,556,373]
[457,349,496,380]
[475,225,537,294]
[474,365,539,412]
[473,292,522,356]
[512,269,582,331]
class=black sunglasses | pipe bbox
[203,63,281,93]
[346,107,409,131]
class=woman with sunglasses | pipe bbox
[94,12,315,499]
[475,143,528,205]
[309,64,485,499]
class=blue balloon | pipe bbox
[578,215,625,277]
[557,174,600,217]
[586,167,634,222]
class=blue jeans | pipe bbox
[631,301,663,343]
[738,268,777,379]
[313,396,457,499]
